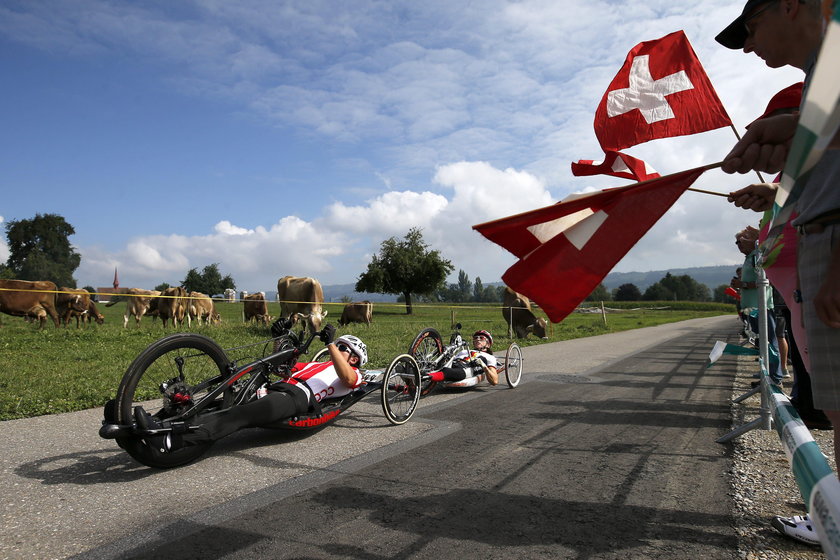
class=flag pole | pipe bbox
[730,124,766,183]
[686,187,729,198]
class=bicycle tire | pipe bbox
[381,354,421,425]
[114,333,231,468]
[504,342,523,388]
[310,347,331,362]
[408,327,443,395]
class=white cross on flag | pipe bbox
[473,165,711,322]
[571,150,661,182]
[595,30,732,151]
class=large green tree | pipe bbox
[643,273,710,301]
[4,213,81,286]
[356,228,453,314]
[182,263,236,295]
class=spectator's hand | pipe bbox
[727,183,778,212]
[722,114,798,174]
[814,256,840,329]
[319,324,336,345]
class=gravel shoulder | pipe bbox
[729,352,834,559]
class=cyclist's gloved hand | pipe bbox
[319,324,336,345]
[270,317,292,338]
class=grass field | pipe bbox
[0,299,735,420]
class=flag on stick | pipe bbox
[595,30,732,151]
[707,340,759,368]
[571,150,661,182]
[473,164,716,322]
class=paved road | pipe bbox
[0,316,741,559]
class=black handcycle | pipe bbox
[407,323,523,395]
[99,321,422,468]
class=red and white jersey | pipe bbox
[454,349,498,369]
[286,361,363,402]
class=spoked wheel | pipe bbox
[504,342,523,388]
[408,328,443,395]
[381,354,422,425]
[310,347,331,362]
[114,333,232,468]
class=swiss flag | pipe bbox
[595,30,732,151]
[571,150,660,182]
[473,165,711,322]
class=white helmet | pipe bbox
[335,334,368,367]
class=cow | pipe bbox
[502,287,548,339]
[276,276,327,335]
[0,279,61,328]
[243,292,270,324]
[338,301,373,326]
[107,288,159,328]
[188,291,220,326]
[66,299,105,327]
[56,288,92,327]
[158,286,189,327]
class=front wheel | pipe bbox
[381,354,421,425]
[504,343,523,388]
[114,333,231,468]
[409,328,443,395]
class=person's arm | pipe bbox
[814,242,840,328]
[327,343,361,387]
[727,182,779,212]
[722,113,799,174]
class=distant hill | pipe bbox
[602,265,737,292]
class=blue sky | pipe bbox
[0,0,802,293]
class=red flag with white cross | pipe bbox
[571,150,660,182]
[473,165,712,322]
[595,30,732,151]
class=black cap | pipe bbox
[715,0,774,49]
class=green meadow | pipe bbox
[0,299,734,420]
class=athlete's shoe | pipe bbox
[771,514,821,546]
[133,406,175,453]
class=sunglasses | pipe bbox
[337,343,352,354]
[744,1,777,36]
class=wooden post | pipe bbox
[451,308,456,328]
[601,301,607,326]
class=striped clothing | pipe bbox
[286,361,363,403]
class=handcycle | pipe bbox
[99,320,422,468]
[407,323,523,395]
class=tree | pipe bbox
[182,263,235,295]
[713,284,738,303]
[155,282,171,292]
[585,283,612,302]
[457,270,472,301]
[355,228,453,314]
[643,273,711,301]
[4,213,81,286]
[613,283,641,301]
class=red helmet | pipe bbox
[472,329,493,346]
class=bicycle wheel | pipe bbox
[504,342,523,388]
[114,333,231,468]
[310,347,331,362]
[408,327,443,395]
[381,354,421,425]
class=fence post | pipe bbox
[600,301,607,326]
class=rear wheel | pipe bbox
[381,354,421,425]
[310,347,331,362]
[504,342,523,388]
[409,328,443,395]
[114,333,232,468]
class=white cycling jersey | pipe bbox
[285,361,363,402]
[453,349,497,369]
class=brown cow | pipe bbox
[56,287,91,327]
[107,288,159,328]
[66,299,105,327]
[243,292,270,324]
[502,287,548,339]
[0,279,61,328]
[188,291,220,325]
[159,286,189,327]
[338,301,372,326]
[276,276,327,335]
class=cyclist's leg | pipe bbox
[428,366,471,382]
[182,391,301,446]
